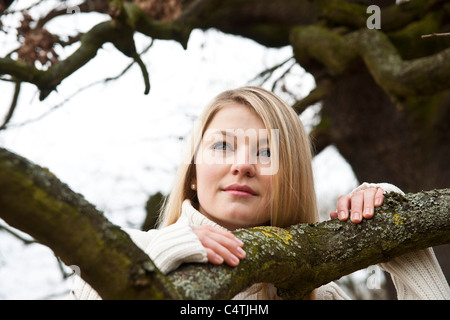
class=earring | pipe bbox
[191,183,196,191]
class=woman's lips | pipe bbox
[223,184,257,197]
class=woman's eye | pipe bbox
[258,148,271,157]
[212,142,232,151]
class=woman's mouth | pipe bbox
[223,184,257,197]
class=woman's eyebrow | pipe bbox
[203,129,235,138]
[204,129,270,143]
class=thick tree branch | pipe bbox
[0,147,179,299]
[290,25,450,101]
[0,21,120,100]
[354,30,450,100]
[0,2,191,100]
[168,189,450,299]
[0,16,155,100]
[317,0,444,31]
[0,147,449,299]
[1,0,449,101]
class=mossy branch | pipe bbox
[0,147,179,299]
[0,4,186,100]
[290,25,450,101]
[1,0,449,101]
[168,189,450,299]
[317,0,442,31]
[0,21,121,100]
[0,147,449,299]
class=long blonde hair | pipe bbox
[159,86,318,227]
[158,86,318,300]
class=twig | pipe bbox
[271,60,296,92]
[0,80,21,131]
[421,32,450,39]
[5,40,154,130]
[0,222,36,245]
[249,56,295,86]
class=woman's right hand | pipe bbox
[192,225,246,267]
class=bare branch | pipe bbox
[0,221,36,245]
[0,147,180,299]
[422,32,450,39]
[0,80,21,131]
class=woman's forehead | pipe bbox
[206,103,266,130]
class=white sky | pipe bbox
[0,1,358,299]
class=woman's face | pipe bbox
[194,103,274,230]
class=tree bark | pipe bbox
[0,147,179,300]
[0,147,449,299]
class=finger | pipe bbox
[336,194,351,221]
[203,225,244,247]
[207,231,246,259]
[193,225,244,250]
[374,187,385,207]
[363,188,377,219]
[200,231,245,267]
[330,211,338,219]
[205,248,224,265]
[202,236,238,265]
[350,191,364,223]
[192,225,246,266]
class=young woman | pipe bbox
[72,86,449,300]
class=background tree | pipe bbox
[0,0,449,298]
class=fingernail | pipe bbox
[365,207,371,216]
[375,198,381,206]
[230,254,239,265]
[215,254,224,263]
[237,247,246,258]
[236,238,244,246]
[338,211,346,220]
[353,212,361,221]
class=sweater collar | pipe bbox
[181,199,227,231]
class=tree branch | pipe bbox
[2,0,449,101]
[317,0,442,31]
[0,79,21,131]
[0,21,119,100]
[0,2,190,100]
[0,147,449,299]
[290,25,450,101]
[0,147,179,300]
[167,189,450,299]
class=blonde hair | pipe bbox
[159,86,318,227]
[158,86,318,300]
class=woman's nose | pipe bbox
[230,148,256,177]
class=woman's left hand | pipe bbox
[330,187,385,224]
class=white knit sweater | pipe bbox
[71,183,450,300]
